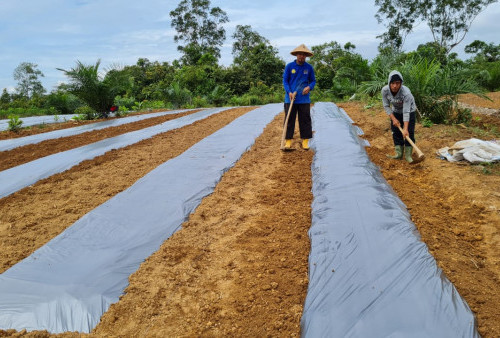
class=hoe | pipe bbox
[397,125,425,164]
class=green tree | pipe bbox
[170,0,229,65]
[375,0,418,53]
[173,54,222,96]
[120,58,174,101]
[465,40,500,91]
[407,42,448,65]
[137,60,176,101]
[310,42,344,90]
[44,90,84,115]
[231,25,284,88]
[309,41,371,98]
[220,66,251,96]
[375,0,498,53]
[232,25,269,58]
[13,62,46,98]
[465,40,500,62]
[58,60,128,117]
[1,89,11,107]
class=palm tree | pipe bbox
[359,55,486,124]
[58,60,129,117]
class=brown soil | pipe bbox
[340,100,500,338]
[0,109,177,141]
[0,110,199,171]
[459,92,500,110]
[1,94,500,337]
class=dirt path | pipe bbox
[1,95,500,337]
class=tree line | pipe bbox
[1,0,500,125]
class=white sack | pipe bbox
[437,138,500,163]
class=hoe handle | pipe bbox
[280,92,297,149]
[397,125,425,158]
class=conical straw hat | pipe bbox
[290,44,313,57]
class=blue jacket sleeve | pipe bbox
[283,63,292,94]
[308,65,316,91]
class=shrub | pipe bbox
[114,95,136,111]
[0,107,59,119]
[421,117,433,128]
[208,85,231,106]
[244,82,282,105]
[74,105,98,120]
[131,100,167,111]
[8,114,23,132]
[166,82,193,108]
[454,107,473,125]
[71,114,87,122]
[310,87,337,102]
[241,94,264,106]
[190,96,210,108]
[113,108,128,117]
[45,92,84,115]
[468,59,500,92]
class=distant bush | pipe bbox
[114,95,136,111]
[224,82,282,106]
[189,96,210,108]
[131,100,167,111]
[44,92,84,115]
[310,87,338,102]
[166,82,193,109]
[74,105,98,120]
[228,94,264,106]
[208,85,231,106]
[475,61,500,91]
[113,108,128,118]
[0,107,58,119]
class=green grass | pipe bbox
[471,162,500,176]
[467,125,500,138]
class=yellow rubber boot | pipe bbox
[285,139,292,149]
[302,139,310,150]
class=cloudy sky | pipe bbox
[2,0,500,93]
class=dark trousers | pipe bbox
[391,111,416,146]
[283,103,313,139]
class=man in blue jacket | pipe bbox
[283,44,316,150]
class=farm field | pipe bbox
[0,94,499,337]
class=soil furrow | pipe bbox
[1,96,500,337]
[0,107,251,275]
[0,109,179,141]
[92,113,313,337]
[0,110,199,171]
[341,101,500,337]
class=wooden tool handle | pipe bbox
[280,92,297,149]
[397,125,424,157]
